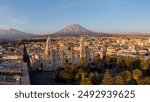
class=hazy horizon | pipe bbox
[0,0,150,34]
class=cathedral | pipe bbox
[29,36,106,71]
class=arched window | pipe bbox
[41,63,43,68]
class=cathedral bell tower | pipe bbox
[80,36,86,58]
[45,36,54,70]
[45,36,50,59]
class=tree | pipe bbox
[55,67,63,77]
[113,75,125,85]
[109,57,117,68]
[139,56,145,62]
[116,57,124,69]
[94,54,100,63]
[59,68,73,82]
[89,72,99,85]
[147,58,150,64]
[80,73,92,85]
[125,58,133,70]
[64,62,69,69]
[71,63,78,80]
[102,70,113,85]
[71,63,78,69]
[76,68,84,81]
[118,59,127,70]
[71,63,78,73]
[140,61,149,71]
[117,57,122,65]
[132,69,143,80]
[132,59,141,70]
[137,76,150,85]
[122,71,132,82]
[80,57,88,69]
[105,55,111,64]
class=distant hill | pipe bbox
[127,32,150,36]
[49,24,106,37]
[0,28,36,40]
[111,32,150,37]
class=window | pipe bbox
[41,63,43,68]
[89,58,91,61]
[68,47,71,50]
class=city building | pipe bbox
[29,36,106,71]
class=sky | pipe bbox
[0,0,150,34]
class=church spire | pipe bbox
[45,36,50,58]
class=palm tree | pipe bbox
[113,75,125,85]
[122,71,132,82]
[132,69,143,80]
[140,61,149,71]
[125,58,133,70]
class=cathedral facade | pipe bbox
[29,36,106,71]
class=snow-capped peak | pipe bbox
[0,27,13,31]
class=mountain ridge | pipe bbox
[50,24,100,37]
[0,28,36,40]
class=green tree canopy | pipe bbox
[132,58,141,69]
[80,73,92,85]
[90,72,99,85]
[105,55,111,64]
[125,58,133,70]
[117,56,122,65]
[120,59,127,70]
[59,68,73,82]
[139,56,145,62]
[71,63,78,73]
[132,69,143,80]
[113,75,125,85]
[122,71,132,82]
[94,54,100,63]
[140,61,149,71]
[76,68,84,81]
[80,57,88,69]
[137,76,150,85]
[64,62,69,69]
[102,70,113,85]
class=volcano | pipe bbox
[50,24,98,37]
[0,27,36,40]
